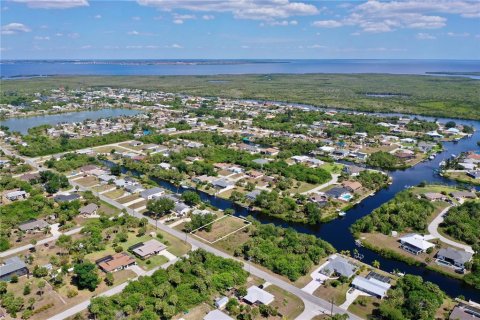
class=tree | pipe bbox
[105,273,114,286]
[33,265,49,278]
[10,275,18,283]
[445,121,456,128]
[146,198,175,228]
[74,262,100,291]
[23,284,31,295]
[372,260,381,269]
[181,191,201,206]
[110,165,121,176]
[37,280,46,296]
[0,282,7,295]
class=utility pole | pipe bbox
[330,298,334,318]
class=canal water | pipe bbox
[0,108,142,135]
[106,115,480,300]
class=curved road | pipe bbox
[427,205,474,253]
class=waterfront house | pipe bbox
[246,189,262,201]
[342,181,362,193]
[351,275,391,299]
[140,187,165,200]
[399,234,435,255]
[436,248,473,270]
[321,255,357,278]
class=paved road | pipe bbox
[301,174,340,195]
[2,144,359,320]
[0,227,83,258]
[427,205,474,253]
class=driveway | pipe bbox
[427,205,474,253]
[339,289,371,310]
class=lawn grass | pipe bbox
[320,162,345,174]
[348,296,379,320]
[265,285,305,319]
[137,254,169,270]
[74,176,99,187]
[103,188,125,199]
[313,281,349,305]
[116,193,140,204]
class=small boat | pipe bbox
[429,154,436,160]
[355,239,363,247]
[338,211,346,217]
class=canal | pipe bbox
[106,115,480,300]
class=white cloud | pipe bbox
[446,32,470,37]
[126,45,143,49]
[312,0,480,33]
[306,44,327,48]
[67,32,79,38]
[1,22,31,35]
[12,0,89,9]
[137,0,319,21]
[127,30,155,36]
[312,20,343,28]
[132,16,141,21]
[34,35,50,40]
[266,20,298,26]
[127,30,140,35]
[81,45,92,49]
[416,32,436,40]
[173,19,183,24]
[202,15,215,20]
[55,32,63,36]
[240,45,249,48]
[94,14,101,19]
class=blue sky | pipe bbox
[1,0,479,59]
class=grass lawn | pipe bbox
[287,181,316,193]
[212,226,251,254]
[137,254,169,270]
[128,199,147,209]
[313,281,349,305]
[444,172,480,186]
[99,200,120,215]
[265,285,305,320]
[74,176,99,187]
[94,145,130,154]
[348,296,380,319]
[193,215,250,243]
[320,162,345,174]
[103,188,125,199]
[92,184,116,193]
[172,303,211,320]
[360,145,398,154]
[116,193,140,204]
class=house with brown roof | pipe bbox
[424,192,447,202]
[247,170,264,179]
[342,181,362,193]
[96,253,136,273]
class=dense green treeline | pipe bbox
[234,221,335,281]
[2,74,480,119]
[350,191,434,235]
[441,201,480,246]
[88,249,248,320]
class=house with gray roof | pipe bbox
[321,255,357,278]
[351,275,391,299]
[436,248,473,270]
[212,179,235,192]
[0,256,29,281]
[140,187,165,200]
[79,203,99,217]
[246,189,262,201]
[18,219,49,232]
[54,193,81,203]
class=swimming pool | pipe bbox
[339,193,353,201]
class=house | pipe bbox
[350,152,368,162]
[129,239,166,259]
[261,147,279,156]
[215,296,229,309]
[191,209,212,216]
[140,187,165,200]
[5,190,29,201]
[79,203,99,217]
[79,164,99,175]
[247,170,264,179]
[351,275,391,299]
[159,162,171,170]
[424,192,448,201]
[212,179,235,192]
[321,255,357,278]
[19,172,40,182]
[309,193,328,206]
[204,310,234,320]
[342,181,362,193]
[244,286,275,305]
[96,252,136,273]
[395,151,415,160]
[124,184,144,194]
[399,234,435,255]
[173,202,190,216]
[343,165,365,177]
[246,189,262,201]
[187,141,204,148]
[18,219,49,232]
[436,248,473,270]
[467,171,480,179]
[54,193,81,202]
[252,158,270,166]
[449,301,480,320]
[450,191,477,201]
[98,174,117,183]
[192,175,216,184]
[324,187,350,199]
[0,256,29,281]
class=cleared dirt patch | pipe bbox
[192,215,250,244]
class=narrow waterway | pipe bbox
[108,116,480,300]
